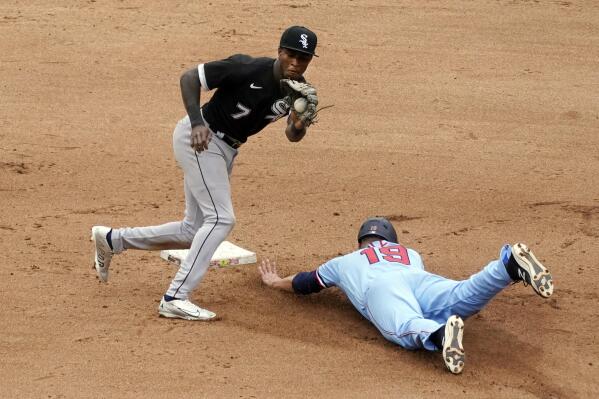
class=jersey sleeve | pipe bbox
[198,54,254,91]
[316,257,342,288]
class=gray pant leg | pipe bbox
[110,175,204,253]
[166,118,237,299]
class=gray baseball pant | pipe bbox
[110,116,238,299]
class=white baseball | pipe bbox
[293,97,308,113]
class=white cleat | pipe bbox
[158,298,216,321]
[512,243,554,298]
[443,315,465,374]
[91,226,113,283]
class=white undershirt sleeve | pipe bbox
[197,64,210,91]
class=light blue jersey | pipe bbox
[316,240,512,351]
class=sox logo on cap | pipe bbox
[300,34,309,49]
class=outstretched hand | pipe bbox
[258,258,283,288]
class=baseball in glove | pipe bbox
[281,79,320,126]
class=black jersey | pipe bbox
[199,54,293,143]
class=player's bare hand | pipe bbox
[290,110,307,130]
[259,258,282,287]
[285,113,307,142]
[191,125,212,152]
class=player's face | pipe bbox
[278,48,313,79]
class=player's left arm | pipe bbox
[284,112,307,142]
[259,258,327,294]
[282,79,318,142]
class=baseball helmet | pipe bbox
[357,217,398,243]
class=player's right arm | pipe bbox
[180,67,211,152]
[259,259,330,294]
[284,112,307,142]
[181,55,256,151]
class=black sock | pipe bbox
[164,294,178,302]
[430,325,445,350]
[504,254,521,281]
[106,229,114,251]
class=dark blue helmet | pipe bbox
[357,217,398,244]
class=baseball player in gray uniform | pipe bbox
[259,217,554,374]
[91,26,319,321]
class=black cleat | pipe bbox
[511,243,554,298]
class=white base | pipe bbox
[159,241,257,269]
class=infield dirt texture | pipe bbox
[1,1,598,398]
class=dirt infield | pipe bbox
[1,1,598,397]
